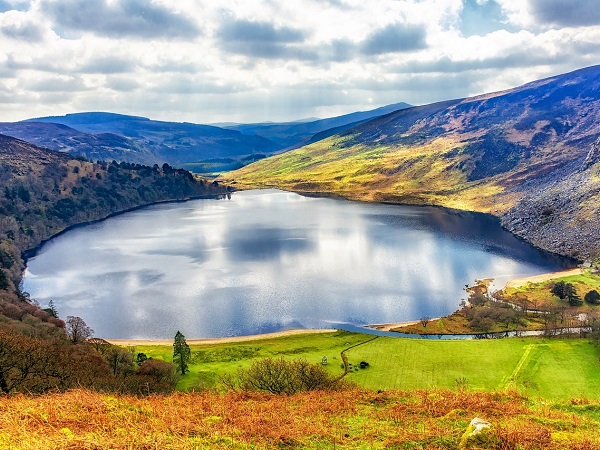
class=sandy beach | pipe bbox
[106,328,337,347]
[366,318,441,332]
[504,267,584,289]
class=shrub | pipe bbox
[584,290,600,305]
[227,357,345,395]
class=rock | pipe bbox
[459,417,492,449]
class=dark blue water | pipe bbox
[23,189,572,339]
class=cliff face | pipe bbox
[226,65,600,259]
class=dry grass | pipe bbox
[2,388,600,449]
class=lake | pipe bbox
[23,189,572,339]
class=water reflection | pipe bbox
[23,189,573,339]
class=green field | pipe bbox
[132,331,600,399]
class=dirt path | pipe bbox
[105,328,336,347]
[504,268,584,289]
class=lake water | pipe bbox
[23,189,572,339]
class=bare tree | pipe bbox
[420,316,431,328]
[66,316,93,344]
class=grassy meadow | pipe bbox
[131,331,600,400]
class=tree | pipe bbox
[66,316,94,344]
[420,316,431,328]
[44,300,58,318]
[173,331,191,375]
[551,281,568,299]
[105,346,135,376]
[584,290,600,305]
[551,281,582,306]
[565,283,583,306]
[136,352,148,366]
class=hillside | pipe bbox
[3,388,600,449]
[224,65,600,260]
[0,121,156,164]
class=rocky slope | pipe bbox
[225,65,600,260]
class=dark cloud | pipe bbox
[528,0,600,27]
[360,23,427,55]
[0,20,43,40]
[217,18,315,60]
[42,0,200,39]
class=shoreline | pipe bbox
[21,193,230,261]
[504,267,585,289]
[105,328,337,347]
[366,319,441,332]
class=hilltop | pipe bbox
[224,65,600,260]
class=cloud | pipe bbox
[80,56,135,74]
[25,76,88,92]
[42,0,201,39]
[104,77,140,92]
[0,10,45,41]
[528,0,600,27]
[217,17,315,59]
[360,22,427,55]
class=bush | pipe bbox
[226,357,345,395]
[585,290,600,305]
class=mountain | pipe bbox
[225,102,412,150]
[0,122,157,164]
[11,105,410,169]
[17,112,276,166]
[224,65,600,260]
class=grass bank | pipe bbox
[130,331,600,400]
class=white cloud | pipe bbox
[0,0,597,123]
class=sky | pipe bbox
[0,0,599,124]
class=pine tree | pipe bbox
[173,331,191,376]
[48,300,58,318]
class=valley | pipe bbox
[0,64,599,450]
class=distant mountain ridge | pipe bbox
[224,102,412,149]
[225,65,600,259]
[0,103,411,168]
[15,113,276,166]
